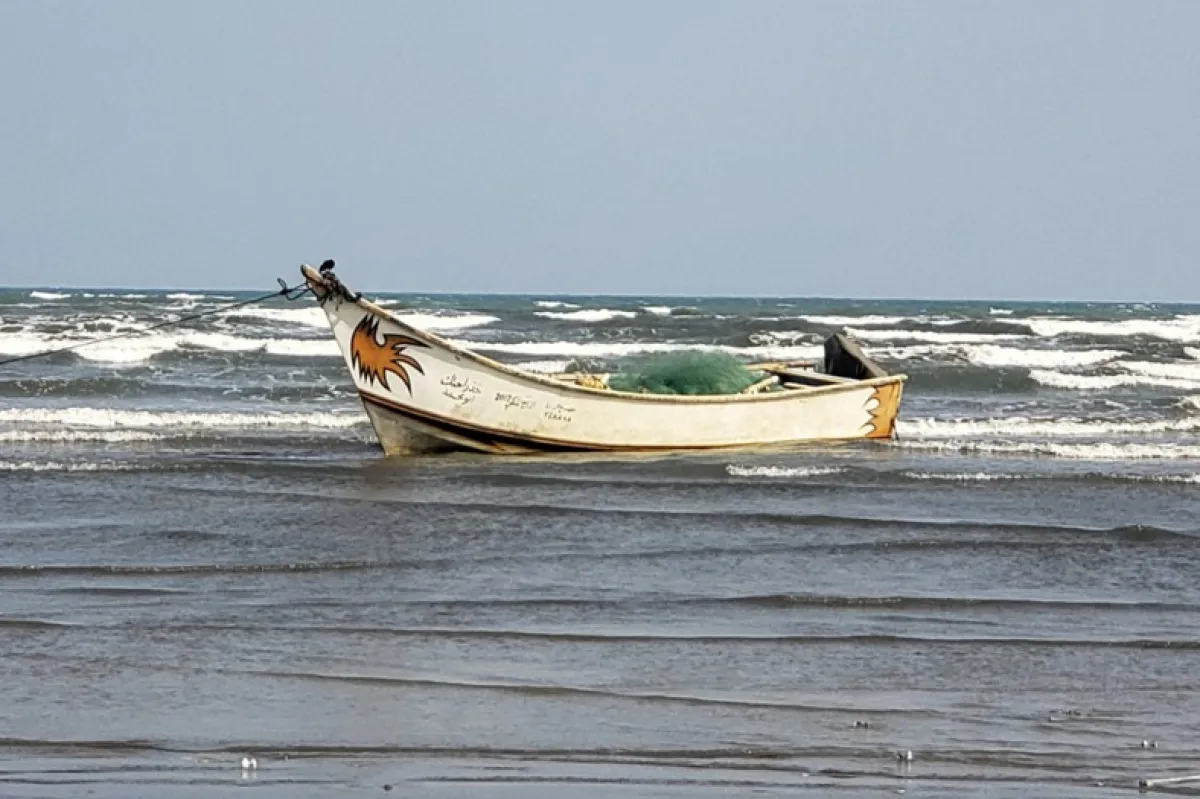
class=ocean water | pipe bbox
[1,285,1199,797]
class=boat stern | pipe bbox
[863,378,905,439]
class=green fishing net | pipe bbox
[607,351,762,395]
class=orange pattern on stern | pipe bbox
[864,381,903,439]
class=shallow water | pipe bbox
[1,288,1199,796]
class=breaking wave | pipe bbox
[900,471,1030,482]
[899,415,1200,439]
[0,429,165,443]
[899,470,1199,484]
[895,439,1200,461]
[29,291,70,301]
[0,332,55,357]
[513,360,573,374]
[1148,473,1200,484]
[397,312,501,331]
[0,330,341,362]
[456,339,823,361]
[0,459,140,473]
[534,309,638,322]
[62,338,176,364]
[962,345,1124,369]
[223,306,498,332]
[1030,369,1200,392]
[796,314,1200,345]
[222,306,328,327]
[0,407,367,430]
[870,344,954,361]
[1119,360,1200,381]
[259,339,340,357]
[179,333,276,353]
[725,465,846,478]
[798,314,911,327]
[1014,315,1200,342]
[844,327,1024,344]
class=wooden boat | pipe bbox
[301,264,906,455]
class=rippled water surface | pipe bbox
[1,286,1199,796]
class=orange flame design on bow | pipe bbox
[350,315,428,394]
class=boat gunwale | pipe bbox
[302,264,908,406]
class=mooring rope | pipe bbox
[0,278,312,368]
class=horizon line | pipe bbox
[3,283,1198,306]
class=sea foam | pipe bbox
[725,464,846,478]
[898,470,1199,485]
[963,345,1124,369]
[456,338,823,361]
[799,315,909,327]
[0,332,53,357]
[535,309,638,322]
[221,305,499,332]
[1029,369,1200,392]
[0,429,165,443]
[1118,360,1200,381]
[513,360,574,374]
[0,459,140,472]
[219,306,327,327]
[0,330,342,363]
[896,439,1200,461]
[900,471,1028,482]
[1012,315,1200,342]
[845,327,1023,344]
[0,407,367,430]
[899,415,1200,439]
[397,312,501,331]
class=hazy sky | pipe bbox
[1,1,1197,300]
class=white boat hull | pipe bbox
[302,266,905,455]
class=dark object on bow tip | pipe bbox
[319,259,336,274]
